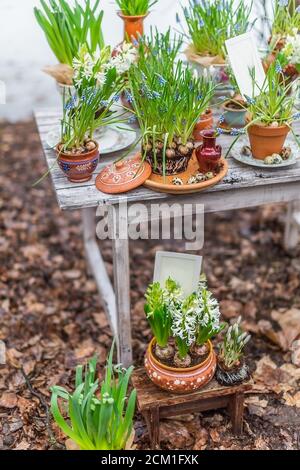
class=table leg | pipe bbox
[229,392,244,436]
[108,205,132,368]
[82,207,117,335]
[284,202,300,250]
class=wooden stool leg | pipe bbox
[144,408,160,450]
[230,392,244,436]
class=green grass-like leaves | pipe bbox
[34,0,105,66]
[115,0,158,16]
[50,341,136,450]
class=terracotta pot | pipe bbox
[193,109,214,141]
[247,123,290,160]
[222,101,247,128]
[56,142,99,183]
[215,360,250,387]
[195,129,222,172]
[118,12,148,43]
[144,338,216,394]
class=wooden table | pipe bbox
[131,368,252,449]
[35,108,300,367]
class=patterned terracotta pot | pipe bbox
[118,12,148,43]
[145,338,217,394]
[56,143,99,183]
[193,109,214,141]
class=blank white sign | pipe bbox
[225,32,266,98]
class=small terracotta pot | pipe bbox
[145,338,216,394]
[118,12,148,43]
[247,122,290,160]
[193,109,213,141]
[222,101,247,128]
[56,142,99,183]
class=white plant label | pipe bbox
[225,32,266,98]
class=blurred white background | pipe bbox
[0,0,268,121]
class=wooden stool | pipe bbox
[132,368,252,449]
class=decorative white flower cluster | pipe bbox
[163,279,222,347]
[283,29,300,66]
[73,43,138,88]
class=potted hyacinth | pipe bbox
[216,317,251,386]
[116,0,158,43]
[226,60,300,162]
[54,45,136,183]
[127,32,215,176]
[51,342,136,450]
[180,0,253,96]
[144,278,226,393]
[265,1,300,80]
[34,0,105,92]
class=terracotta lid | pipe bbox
[95,155,152,194]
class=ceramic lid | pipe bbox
[95,155,152,194]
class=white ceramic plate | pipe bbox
[45,124,137,155]
[230,138,300,168]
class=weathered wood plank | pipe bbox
[34,109,300,211]
[131,368,252,411]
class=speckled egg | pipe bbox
[187,175,198,185]
[205,172,214,180]
[264,155,275,165]
[271,153,283,164]
[172,177,184,186]
[195,172,206,182]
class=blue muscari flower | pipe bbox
[176,13,181,24]
[156,73,167,86]
[132,39,139,47]
[125,90,134,103]
[230,128,240,136]
[245,95,255,105]
[292,112,300,120]
[189,81,194,91]
[275,61,282,73]
[278,0,288,7]
[216,127,223,134]
[65,95,77,111]
[141,71,147,81]
[113,94,120,102]
[100,100,109,107]
[127,115,137,124]
[151,91,161,100]
[219,114,225,123]
[199,18,204,27]
[235,23,241,32]
[296,6,300,13]
[197,94,203,100]
[174,91,181,102]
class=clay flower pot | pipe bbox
[222,101,247,128]
[195,129,222,173]
[247,122,290,160]
[56,142,99,183]
[215,360,250,387]
[193,109,214,141]
[144,338,217,394]
[118,12,148,44]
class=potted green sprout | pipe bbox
[144,278,226,394]
[51,341,136,450]
[116,0,158,43]
[127,32,215,176]
[34,0,105,89]
[226,60,300,162]
[216,317,251,386]
[180,0,253,95]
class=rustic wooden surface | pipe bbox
[132,368,252,448]
[131,367,252,410]
[34,108,300,211]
